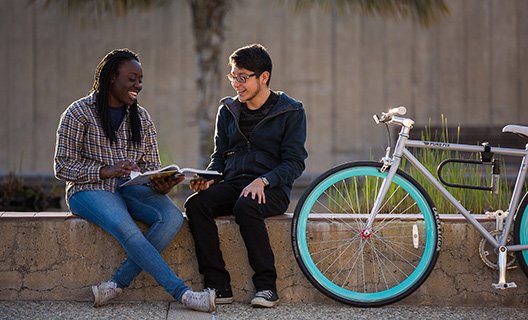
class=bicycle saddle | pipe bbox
[503,125,528,139]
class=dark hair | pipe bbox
[90,48,141,146]
[228,44,272,86]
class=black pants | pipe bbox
[184,178,289,292]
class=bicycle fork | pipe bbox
[362,158,402,238]
[362,153,404,239]
[363,120,410,237]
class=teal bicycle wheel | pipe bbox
[292,161,441,307]
[513,192,528,278]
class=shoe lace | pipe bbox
[184,290,211,311]
[255,290,274,300]
[99,282,119,299]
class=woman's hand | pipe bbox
[100,160,140,179]
[150,174,185,194]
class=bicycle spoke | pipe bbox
[366,241,401,290]
[293,163,439,306]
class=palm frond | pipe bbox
[291,0,450,28]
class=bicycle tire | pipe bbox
[513,192,528,277]
[292,161,441,307]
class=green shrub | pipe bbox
[0,172,61,211]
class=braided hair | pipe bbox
[90,48,141,146]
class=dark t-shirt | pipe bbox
[239,91,279,139]
[109,105,126,131]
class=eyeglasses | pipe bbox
[226,73,256,83]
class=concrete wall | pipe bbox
[1,0,528,178]
[1,213,528,307]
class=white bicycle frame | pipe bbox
[364,115,528,289]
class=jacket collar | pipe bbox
[221,91,301,119]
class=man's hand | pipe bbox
[100,160,140,179]
[189,176,214,192]
[150,174,184,194]
[240,178,267,204]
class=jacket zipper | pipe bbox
[226,105,299,145]
[226,103,300,174]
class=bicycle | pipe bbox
[291,107,528,307]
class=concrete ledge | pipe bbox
[1,212,528,307]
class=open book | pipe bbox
[119,164,221,187]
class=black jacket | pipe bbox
[208,91,308,198]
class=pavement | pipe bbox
[1,301,528,320]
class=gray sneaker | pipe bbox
[251,289,279,308]
[182,289,216,313]
[92,281,122,307]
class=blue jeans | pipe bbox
[69,183,190,302]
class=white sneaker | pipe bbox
[92,281,122,307]
[182,289,216,313]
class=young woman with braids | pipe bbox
[54,48,215,312]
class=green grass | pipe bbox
[326,116,519,214]
[403,116,511,214]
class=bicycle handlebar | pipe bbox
[373,106,407,124]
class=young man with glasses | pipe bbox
[185,44,307,308]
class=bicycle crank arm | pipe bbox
[492,246,517,290]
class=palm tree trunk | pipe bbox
[188,0,228,168]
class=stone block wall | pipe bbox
[1,213,528,307]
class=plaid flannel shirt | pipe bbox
[54,92,161,204]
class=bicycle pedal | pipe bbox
[492,282,517,290]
